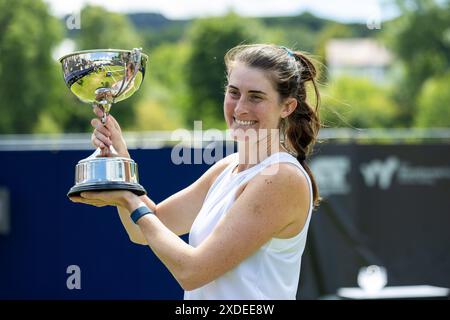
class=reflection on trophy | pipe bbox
[59,48,148,198]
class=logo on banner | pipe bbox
[310,156,351,196]
[360,157,400,189]
[360,156,450,188]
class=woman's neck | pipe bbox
[235,132,289,173]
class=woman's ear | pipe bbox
[281,98,297,119]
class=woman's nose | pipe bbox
[234,97,249,115]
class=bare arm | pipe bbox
[90,107,234,243]
[117,155,235,244]
[123,163,310,290]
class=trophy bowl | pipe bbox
[59,48,148,198]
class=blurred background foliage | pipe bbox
[321,76,399,128]
[0,0,448,134]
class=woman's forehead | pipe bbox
[228,62,276,93]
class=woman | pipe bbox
[71,44,321,299]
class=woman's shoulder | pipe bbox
[201,153,237,186]
[260,161,309,186]
[258,153,307,180]
[252,160,310,202]
[238,161,311,238]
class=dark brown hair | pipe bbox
[225,44,321,207]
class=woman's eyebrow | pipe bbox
[248,90,267,96]
[228,85,267,95]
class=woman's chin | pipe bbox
[229,126,261,142]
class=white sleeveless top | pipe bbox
[184,152,313,300]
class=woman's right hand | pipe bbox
[91,105,130,158]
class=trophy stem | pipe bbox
[96,102,111,125]
[92,101,111,124]
[94,87,113,124]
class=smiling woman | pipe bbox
[71,43,322,300]
[224,44,321,198]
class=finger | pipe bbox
[91,118,111,137]
[98,114,121,134]
[86,201,107,207]
[93,137,107,149]
[69,197,106,207]
[100,147,111,157]
[69,196,83,203]
[90,117,101,129]
[91,133,101,148]
[107,115,121,132]
[80,200,107,207]
[94,130,112,147]
[80,191,101,199]
[93,105,104,118]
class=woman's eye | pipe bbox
[228,90,239,98]
[250,95,262,102]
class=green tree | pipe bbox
[76,5,142,50]
[0,0,62,133]
[184,13,262,129]
[414,72,450,127]
[321,76,399,128]
[132,42,189,131]
[384,0,450,125]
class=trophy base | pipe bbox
[68,150,146,199]
[67,182,146,198]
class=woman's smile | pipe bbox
[233,117,258,128]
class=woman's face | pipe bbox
[224,62,290,141]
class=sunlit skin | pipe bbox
[70,59,310,292]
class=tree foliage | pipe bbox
[133,43,189,130]
[414,72,450,127]
[76,5,143,50]
[0,0,62,133]
[1,2,449,134]
[384,0,450,125]
[321,76,399,128]
[184,13,262,129]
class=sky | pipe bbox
[43,0,397,23]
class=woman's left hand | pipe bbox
[69,190,136,210]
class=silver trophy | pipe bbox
[59,48,148,198]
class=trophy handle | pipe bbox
[114,48,142,99]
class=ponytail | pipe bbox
[286,51,321,208]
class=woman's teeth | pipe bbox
[235,119,257,126]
